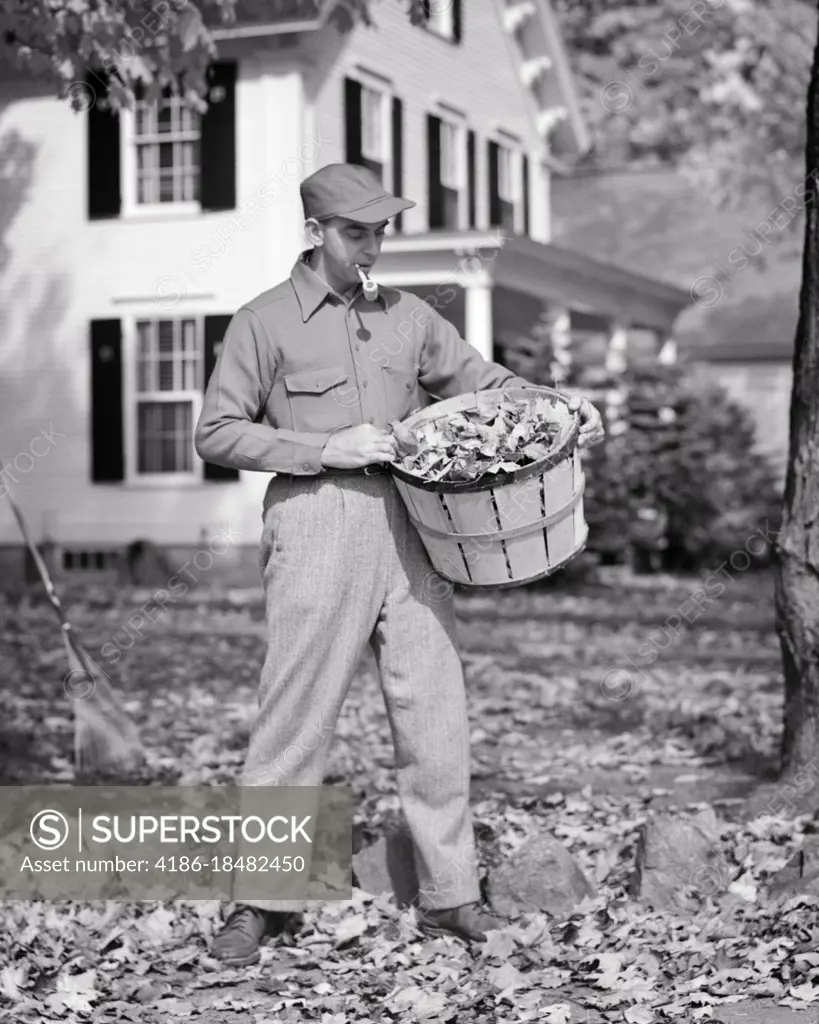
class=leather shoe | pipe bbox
[210,905,299,966]
[417,902,504,943]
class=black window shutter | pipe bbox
[488,141,501,227]
[522,154,530,235]
[87,72,121,220]
[345,78,363,164]
[467,129,476,228]
[392,96,404,232]
[90,319,124,482]
[203,316,240,481]
[453,0,462,42]
[200,62,237,212]
[427,115,444,229]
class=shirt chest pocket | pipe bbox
[383,364,420,421]
[283,364,355,433]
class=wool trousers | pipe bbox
[239,472,481,912]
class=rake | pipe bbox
[2,461,142,774]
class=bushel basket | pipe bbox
[389,386,587,590]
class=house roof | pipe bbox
[378,228,691,332]
[205,0,328,36]
[233,0,320,18]
[550,168,802,361]
[532,0,590,159]
[208,1,590,158]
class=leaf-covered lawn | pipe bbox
[2,567,817,1023]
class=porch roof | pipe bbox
[378,230,694,333]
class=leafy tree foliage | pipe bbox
[505,333,782,571]
[0,0,429,109]
[553,0,815,211]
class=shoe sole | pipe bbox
[212,949,261,967]
[211,934,269,967]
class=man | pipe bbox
[194,163,604,966]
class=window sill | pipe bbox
[121,475,238,489]
[119,202,204,223]
[419,24,461,46]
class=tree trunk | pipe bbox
[777,12,819,777]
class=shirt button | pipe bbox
[367,416,374,424]
[362,380,368,388]
[405,382,412,389]
[302,463,311,471]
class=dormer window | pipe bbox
[421,0,462,43]
[427,114,472,230]
[497,145,520,231]
[344,75,405,231]
[440,121,465,227]
[488,140,527,234]
[360,84,388,182]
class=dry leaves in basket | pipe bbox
[388,392,573,483]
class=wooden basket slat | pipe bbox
[444,489,500,538]
[542,460,575,515]
[505,529,549,579]
[422,537,471,583]
[572,456,585,544]
[392,478,415,519]
[493,475,543,529]
[545,517,575,565]
[401,482,452,535]
[461,537,513,584]
[472,557,514,588]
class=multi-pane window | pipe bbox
[497,145,519,232]
[423,0,455,40]
[134,89,201,205]
[360,85,387,182]
[440,121,464,229]
[135,319,200,474]
[62,549,117,572]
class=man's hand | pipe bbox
[567,394,605,451]
[321,424,399,469]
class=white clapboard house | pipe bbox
[0,0,692,584]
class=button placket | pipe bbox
[345,303,373,425]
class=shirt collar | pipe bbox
[290,249,384,322]
[290,250,343,322]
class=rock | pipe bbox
[768,836,819,900]
[487,833,595,920]
[630,806,723,913]
[120,539,172,586]
[352,818,419,907]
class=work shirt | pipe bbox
[194,250,530,476]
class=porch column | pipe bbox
[605,321,629,374]
[658,336,678,365]
[604,321,629,435]
[549,308,572,386]
[465,282,494,361]
[263,67,303,286]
